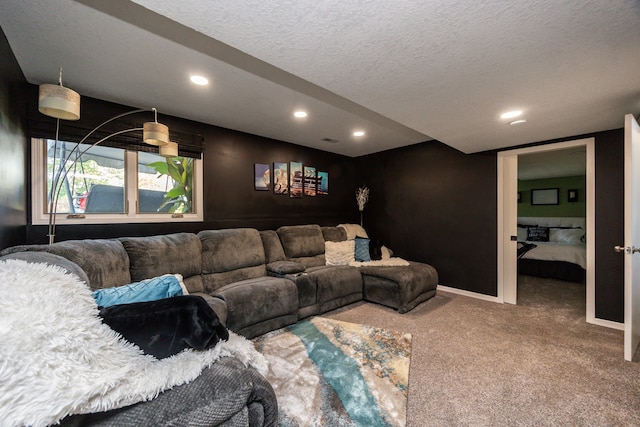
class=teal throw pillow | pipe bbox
[93,274,186,308]
[354,237,371,262]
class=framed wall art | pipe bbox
[289,161,303,198]
[254,163,270,191]
[273,162,288,195]
[304,166,317,196]
[317,171,329,195]
[531,188,559,205]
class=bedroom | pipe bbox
[516,147,588,313]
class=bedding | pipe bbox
[517,217,586,282]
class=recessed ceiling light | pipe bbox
[500,110,522,119]
[294,111,307,118]
[353,131,365,137]
[509,119,527,125]
[190,75,209,85]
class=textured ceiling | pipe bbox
[1,0,639,157]
[518,147,586,180]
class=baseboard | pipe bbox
[588,317,624,330]
[436,285,502,303]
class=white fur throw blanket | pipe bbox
[0,260,268,427]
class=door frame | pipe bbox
[497,138,597,324]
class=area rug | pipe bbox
[253,317,411,426]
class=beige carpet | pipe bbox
[322,276,640,426]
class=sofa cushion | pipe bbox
[276,225,326,268]
[321,226,347,242]
[260,230,286,263]
[277,225,325,258]
[120,233,204,293]
[199,228,267,292]
[0,239,131,290]
[212,276,298,335]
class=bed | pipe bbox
[517,217,586,283]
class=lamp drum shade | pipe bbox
[38,84,81,121]
[159,141,178,157]
[143,122,169,146]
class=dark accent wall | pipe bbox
[594,129,624,321]
[355,130,625,322]
[23,90,357,243]
[354,141,498,295]
[0,27,27,250]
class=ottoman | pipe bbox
[360,261,438,313]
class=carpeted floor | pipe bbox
[322,275,640,426]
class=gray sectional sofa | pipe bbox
[0,224,438,426]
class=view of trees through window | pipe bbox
[46,140,193,214]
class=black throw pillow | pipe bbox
[99,295,229,359]
[369,238,383,261]
[526,226,550,242]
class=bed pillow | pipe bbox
[550,228,585,244]
[526,226,550,242]
[517,226,528,241]
[354,237,372,262]
[93,274,187,308]
[325,240,355,266]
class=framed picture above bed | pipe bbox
[531,188,559,205]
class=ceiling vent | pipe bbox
[321,137,339,143]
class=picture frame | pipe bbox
[531,188,559,205]
[568,189,578,203]
[254,163,270,191]
[303,166,317,196]
[317,171,329,195]
[289,161,303,198]
[273,162,289,195]
[517,191,522,203]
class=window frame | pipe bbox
[31,138,204,225]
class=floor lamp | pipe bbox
[39,68,176,244]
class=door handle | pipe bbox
[614,245,640,254]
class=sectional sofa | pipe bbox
[0,224,438,426]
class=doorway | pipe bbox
[497,138,596,324]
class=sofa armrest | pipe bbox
[191,292,228,326]
[266,260,306,275]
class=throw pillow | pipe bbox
[93,274,187,308]
[369,238,383,261]
[325,240,355,266]
[99,295,228,359]
[526,226,550,242]
[354,237,372,262]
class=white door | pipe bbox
[622,113,640,361]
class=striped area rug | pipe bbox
[253,317,411,427]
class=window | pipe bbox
[31,138,203,225]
